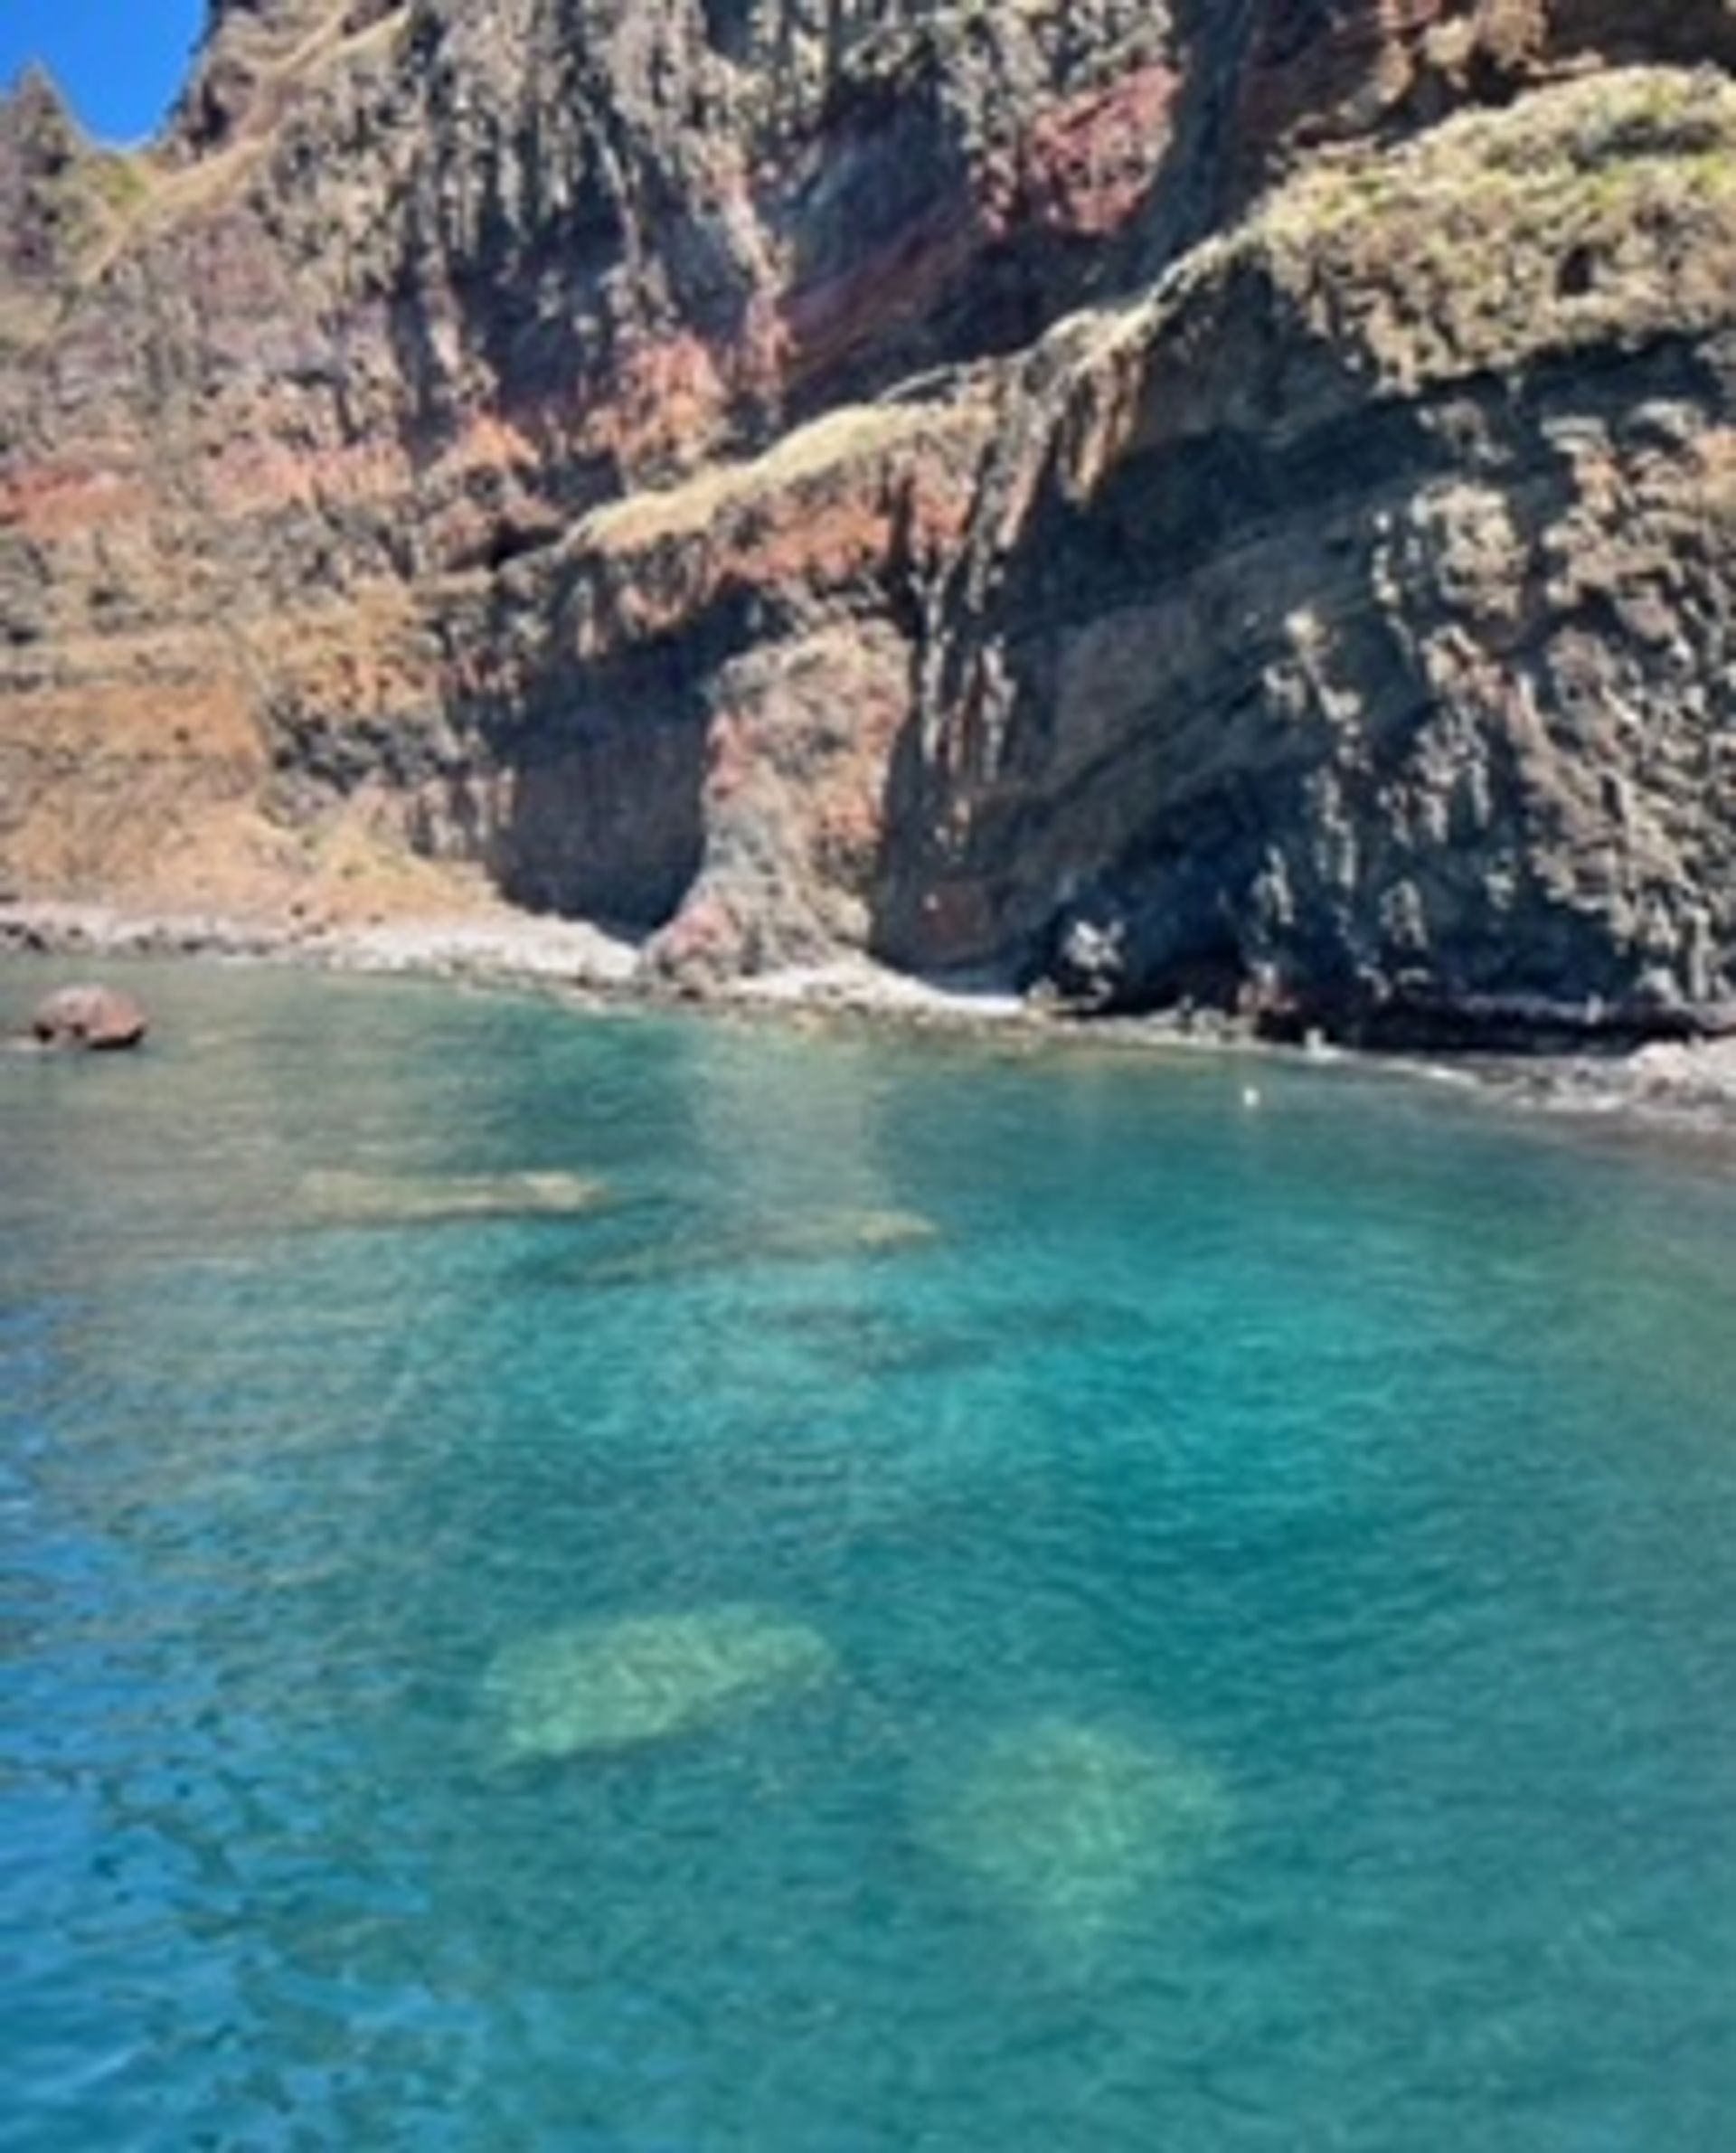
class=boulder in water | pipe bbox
[30,983,149,1051]
[481,1603,837,1761]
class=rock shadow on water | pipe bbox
[479,1603,839,1765]
[760,1301,988,1383]
[911,1715,1231,1961]
[298,1167,609,1229]
[771,1291,1154,1375]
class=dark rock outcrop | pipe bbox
[3,4,1735,1042]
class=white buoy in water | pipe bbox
[1241,1085,1261,1110]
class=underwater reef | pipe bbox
[914,1716,1231,1955]
[481,1604,838,1761]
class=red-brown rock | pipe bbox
[31,985,150,1051]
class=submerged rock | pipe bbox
[481,1604,837,1761]
[915,1717,1230,1951]
[30,983,148,1051]
[300,1167,607,1226]
[848,1211,939,1253]
[577,1208,939,1287]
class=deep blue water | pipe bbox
[4,959,1736,2150]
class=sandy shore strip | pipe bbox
[5,897,1736,1139]
[0,900,642,993]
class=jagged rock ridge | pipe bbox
[2,1,1734,1041]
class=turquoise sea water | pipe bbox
[4,959,1736,2151]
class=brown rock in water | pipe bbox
[31,985,149,1051]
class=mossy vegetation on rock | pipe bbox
[1250,66,1736,387]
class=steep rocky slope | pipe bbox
[3,1,1734,1040]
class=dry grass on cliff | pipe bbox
[1026,62,1736,514]
[0,146,156,353]
[221,0,410,113]
[1251,65,1736,382]
[575,401,976,554]
[62,4,410,296]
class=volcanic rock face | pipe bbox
[2,2,1734,1037]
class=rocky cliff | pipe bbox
[4,1,1735,1041]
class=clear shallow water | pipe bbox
[3,960,1736,2150]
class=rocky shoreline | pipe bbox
[0,899,645,996]
[6,898,1736,1147]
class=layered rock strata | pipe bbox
[3,3,1734,1040]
